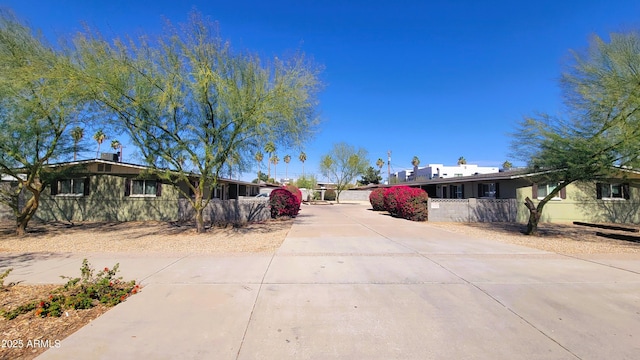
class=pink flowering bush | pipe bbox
[270,188,300,218]
[369,188,386,211]
[396,187,429,221]
[382,186,428,221]
[383,186,406,216]
[284,184,303,206]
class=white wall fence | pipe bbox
[337,190,372,202]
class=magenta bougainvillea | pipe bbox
[269,188,300,218]
[369,187,386,211]
[396,187,429,221]
[381,186,428,221]
[284,184,303,206]
[383,186,406,216]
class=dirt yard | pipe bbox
[0,219,292,254]
[427,221,640,254]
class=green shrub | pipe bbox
[324,189,336,201]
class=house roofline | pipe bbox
[43,159,260,187]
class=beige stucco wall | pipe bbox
[516,181,640,224]
[37,174,181,222]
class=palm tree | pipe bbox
[283,154,291,179]
[502,160,513,170]
[70,126,84,161]
[264,142,276,179]
[457,156,467,165]
[411,156,420,168]
[270,154,279,182]
[255,151,264,181]
[411,156,421,181]
[376,158,384,171]
[299,151,307,177]
[93,129,106,159]
[111,139,121,162]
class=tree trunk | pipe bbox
[192,190,207,233]
[523,197,540,235]
[195,207,205,233]
[16,190,40,236]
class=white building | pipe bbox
[393,163,500,182]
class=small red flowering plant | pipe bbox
[1,259,141,320]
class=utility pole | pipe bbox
[387,150,391,185]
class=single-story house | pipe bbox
[366,169,640,224]
[2,158,268,224]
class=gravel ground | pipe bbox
[1,218,639,255]
[0,220,292,254]
[427,221,640,254]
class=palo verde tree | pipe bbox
[76,13,321,232]
[512,32,640,235]
[319,142,369,203]
[0,12,85,235]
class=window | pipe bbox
[132,180,157,196]
[451,185,463,199]
[597,183,629,200]
[533,182,565,200]
[52,178,89,196]
[125,179,161,197]
[479,183,496,198]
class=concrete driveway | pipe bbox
[4,203,638,359]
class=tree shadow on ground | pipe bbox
[457,221,640,245]
[0,252,72,268]
[0,218,293,240]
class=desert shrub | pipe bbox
[2,259,139,320]
[269,188,300,218]
[324,189,336,201]
[284,184,303,205]
[369,188,386,211]
[396,187,429,221]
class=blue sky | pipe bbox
[3,1,640,182]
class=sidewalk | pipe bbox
[4,203,639,359]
